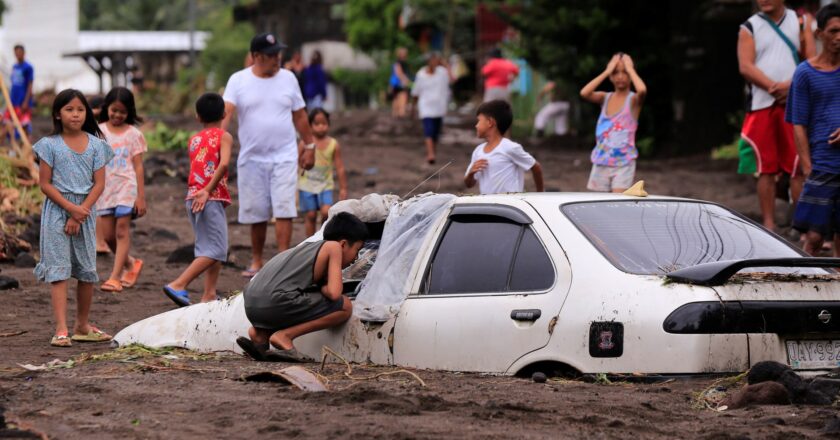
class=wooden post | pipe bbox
[0,75,38,181]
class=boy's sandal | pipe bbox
[120,259,144,288]
[236,336,268,361]
[163,285,190,308]
[100,279,123,292]
[265,348,313,363]
[71,326,112,343]
[50,333,72,347]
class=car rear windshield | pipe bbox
[561,200,807,275]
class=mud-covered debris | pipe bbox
[14,252,36,268]
[243,366,328,392]
[532,372,547,383]
[722,381,790,409]
[0,275,19,290]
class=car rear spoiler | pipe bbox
[665,258,840,286]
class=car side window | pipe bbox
[426,215,554,294]
[509,228,554,291]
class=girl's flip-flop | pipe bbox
[50,333,72,347]
[120,259,144,288]
[163,285,190,307]
[100,279,123,292]
[71,326,112,343]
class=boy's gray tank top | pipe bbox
[244,241,325,311]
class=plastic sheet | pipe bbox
[353,193,456,321]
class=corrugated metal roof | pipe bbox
[76,31,210,53]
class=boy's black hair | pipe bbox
[324,212,368,243]
[98,86,143,125]
[308,107,330,125]
[476,99,513,134]
[50,89,104,138]
[13,44,23,51]
[817,3,840,29]
[195,92,225,123]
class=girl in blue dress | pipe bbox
[33,89,114,347]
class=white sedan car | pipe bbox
[115,192,840,375]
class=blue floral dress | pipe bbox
[33,133,114,283]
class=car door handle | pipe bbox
[511,309,541,321]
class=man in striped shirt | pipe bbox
[786,3,840,256]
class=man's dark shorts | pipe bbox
[793,170,840,237]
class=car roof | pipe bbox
[453,192,699,205]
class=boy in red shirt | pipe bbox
[481,48,519,103]
[163,93,233,306]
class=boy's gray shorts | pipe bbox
[186,200,228,262]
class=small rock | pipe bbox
[151,228,179,241]
[808,378,840,400]
[0,275,20,290]
[13,252,36,268]
[365,180,376,188]
[532,372,547,383]
[822,417,840,434]
[755,417,786,426]
[166,245,194,264]
[723,381,791,409]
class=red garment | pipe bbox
[186,127,231,205]
[481,58,519,88]
[741,104,799,176]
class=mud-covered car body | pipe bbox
[116,193,840,375]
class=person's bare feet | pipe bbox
[269,331,294,351]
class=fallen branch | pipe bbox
[0,330,26,337]
[320,345,426,387]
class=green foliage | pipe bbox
[200,10,255,90]
[144,122,191,152]
[345,0,412,53]
[80,0,225,31]
[331,66,390,96]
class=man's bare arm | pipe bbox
[292,108,315,170]
[737,28,775,91]
[221,102,236,132]
[793,124,812,176]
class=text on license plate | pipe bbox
[786,340,840,369]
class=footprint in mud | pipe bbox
[301,387,452,416]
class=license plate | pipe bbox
[786,340,840,369]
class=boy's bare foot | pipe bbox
[269,331,294,351]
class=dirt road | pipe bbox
[1,111,829,439]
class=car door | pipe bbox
[393,201,572,373]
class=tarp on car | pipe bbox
[308,192,456,321]
[352,193,456,321]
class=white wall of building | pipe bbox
[0,0,99,94]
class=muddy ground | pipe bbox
[1,110,832,439]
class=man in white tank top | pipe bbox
[737,0,814,231]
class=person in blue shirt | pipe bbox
[302,50,327,109]
[786,3,840,256]
[3,44,34,137]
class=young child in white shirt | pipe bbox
[465,100,544,194]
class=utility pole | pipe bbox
[188,0,196,66]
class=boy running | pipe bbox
[787,3,840,256]
[163,93,233,306]
[465,100,544,194]
[237,212,367,362]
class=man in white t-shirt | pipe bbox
[465,100,544,194]
[411,52,453,164]
[222,33,316,277]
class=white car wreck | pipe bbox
[115,192,840,375]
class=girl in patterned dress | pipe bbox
[34,89,115,347]
[580,53,647,192]
[96,87,147,292]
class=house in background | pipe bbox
[234,0,376,111]
[0,0,209,97]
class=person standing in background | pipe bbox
[389,47,412,118]
[481,48,519,103]
[411,52,453,165]
[302,50,328,109]
[4,44,34,138]
[737,0,815,231]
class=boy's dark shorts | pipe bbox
[244,290,345,331]
[793,170,840,237]
[422,117,443,142]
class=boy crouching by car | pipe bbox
[236,212,367,362]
